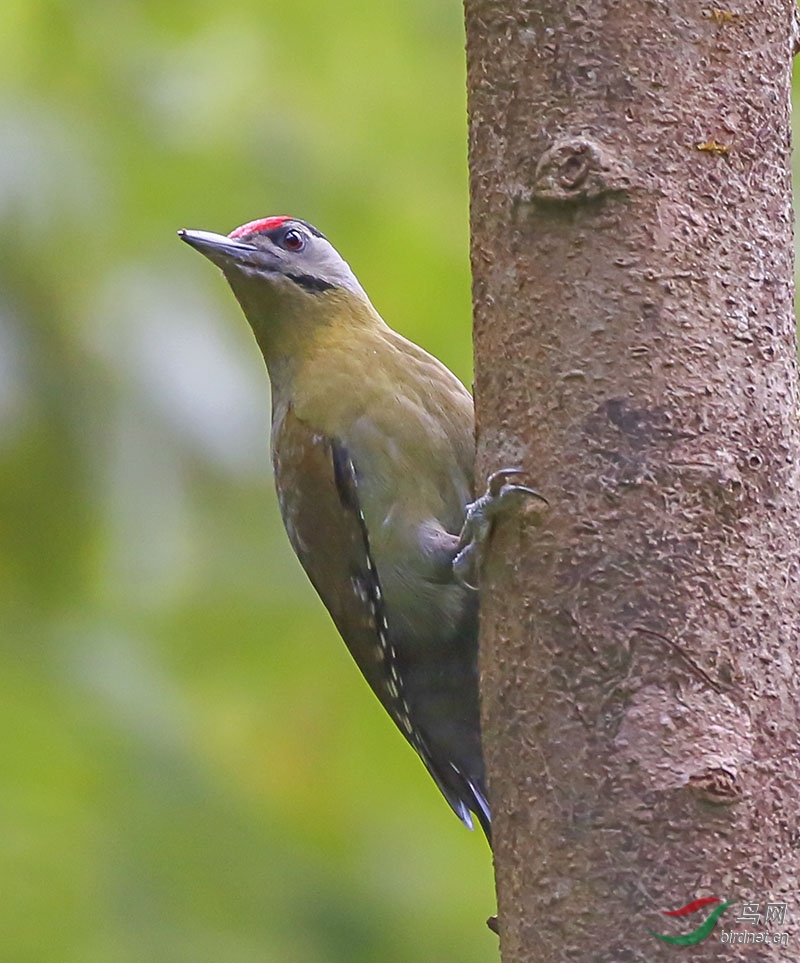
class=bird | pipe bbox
[179,216,539,844]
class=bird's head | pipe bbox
[179,217,376,373]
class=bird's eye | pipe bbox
[282,229,306,252]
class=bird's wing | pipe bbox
[272,405,490,838]
[273,404,413,722]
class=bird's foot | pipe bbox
[453,468,547,589]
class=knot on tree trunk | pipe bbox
[532,137,632,202]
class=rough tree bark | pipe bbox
[464,2,800,960]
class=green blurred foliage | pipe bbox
[0,1,495,960]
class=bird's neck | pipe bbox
[233,283,387,402]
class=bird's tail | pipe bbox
[426,755,492,847]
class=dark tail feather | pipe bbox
[413,735,493,847]
[437,761,492,848]
[465,774,492,846]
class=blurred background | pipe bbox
[5,3,799,962]
[0,1,493,961]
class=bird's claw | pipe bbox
[453,468,547,589]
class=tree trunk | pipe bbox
[464,2,800,960]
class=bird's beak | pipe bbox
[178,229,259,268]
